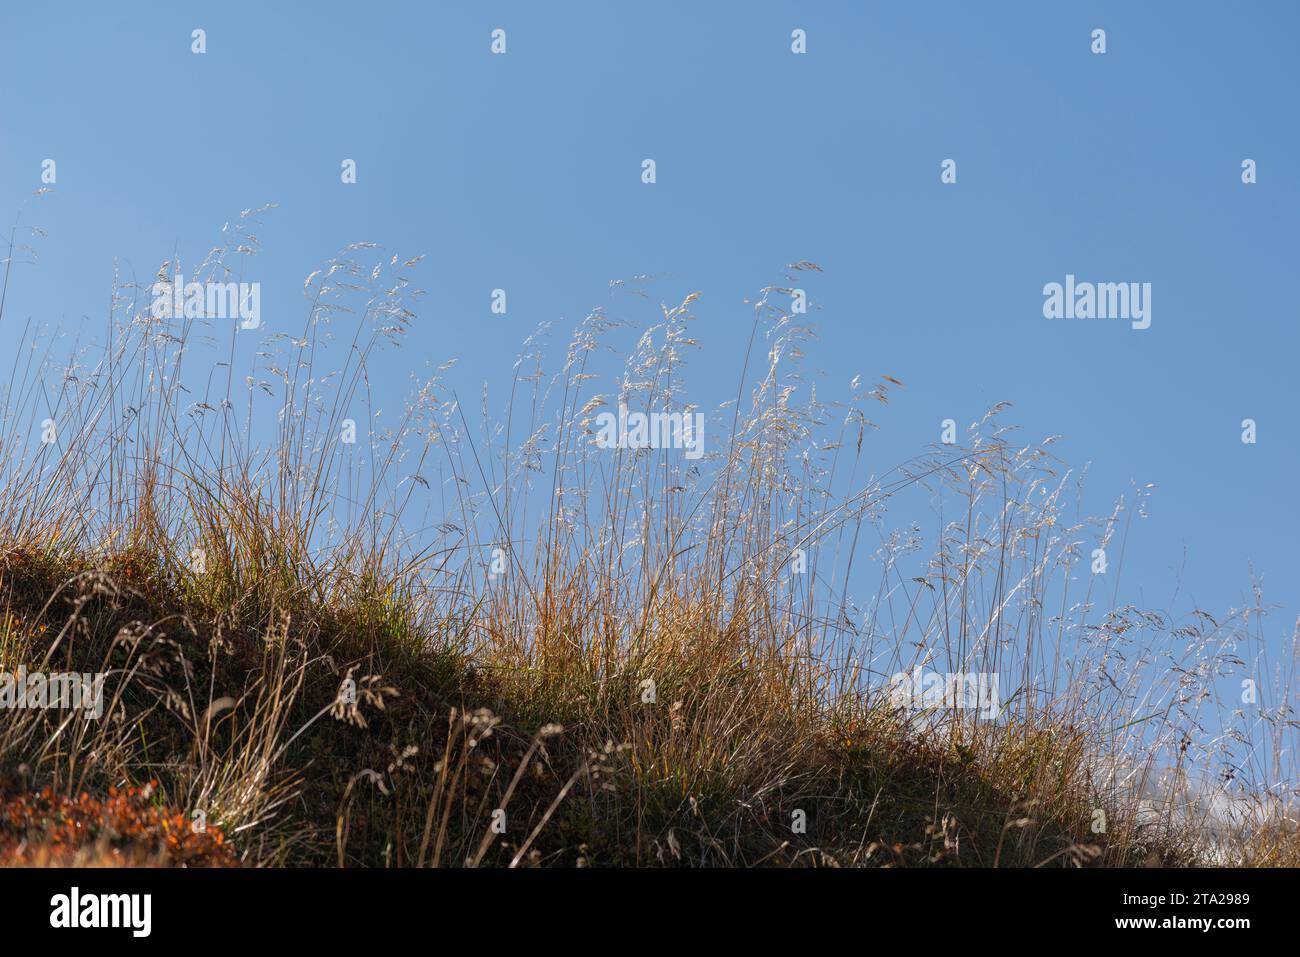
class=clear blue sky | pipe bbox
[1,1,1296,640]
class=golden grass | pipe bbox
[0,219,1295,866]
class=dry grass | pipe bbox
[0,211,1295,867]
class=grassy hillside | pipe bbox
[0,236,1293,867]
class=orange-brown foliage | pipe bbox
[0,784,239,868]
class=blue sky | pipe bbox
[1,0,1296,639]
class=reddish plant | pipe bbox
[0,783,239,868]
